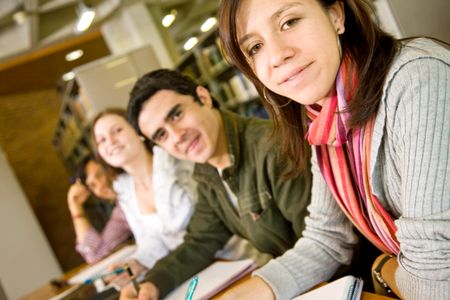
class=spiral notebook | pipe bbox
[164,259,257,300]
[293,276,363,300]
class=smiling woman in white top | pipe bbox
[92,108,197,277]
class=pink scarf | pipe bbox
[305,62,400,255]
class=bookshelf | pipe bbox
[53,45,161,172]
[53,79,93,171]
[176,28,267,118]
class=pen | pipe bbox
[185,276,198,300]
[125,263,140,296]
[84,267,125,284]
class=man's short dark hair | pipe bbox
[127,69,219,134]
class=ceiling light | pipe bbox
[65,49,84,62]
[200,17,217,32]
[183,37,198,51]
[13,11,27,25]
[162,10,177,28]
[76,3,96,32]
[62,72,75,81]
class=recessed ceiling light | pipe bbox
[65,49,84,62]
[76,5,95,32]
[62,71,75,81]
[183,37,198,51]
[162,10,177,28]
[200,17,217,32]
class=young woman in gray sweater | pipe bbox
[218,0,450,299]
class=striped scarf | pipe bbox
[305,62,400,255]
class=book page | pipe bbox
[164,259,257,300]
[292,276,363,300]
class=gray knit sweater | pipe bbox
[255,39,450,299]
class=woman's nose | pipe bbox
[107,133,118,144]
[269,39,295,68]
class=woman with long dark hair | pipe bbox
[218,0,450,299]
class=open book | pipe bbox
[164,259,257,300]
[293,275,363,300]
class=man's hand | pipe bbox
[219,276,275,300]
[120,282,159,300]
[67,180,90,214]
[107,259,147,288]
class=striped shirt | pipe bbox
[76,204,132,264]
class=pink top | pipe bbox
[76,204,132,263]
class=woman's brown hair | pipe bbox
[219,0,400,177]
[91,107,154,178]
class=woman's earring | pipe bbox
[263,87,292,108]
[139,136,145,142]
[336,34,343,59]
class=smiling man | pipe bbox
[121,69,312,300]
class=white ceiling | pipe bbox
[0,0,219,62]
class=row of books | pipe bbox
[218,72,259,105]
[71,87,94,127]
[56,115,83,158]
[200,41,226,76]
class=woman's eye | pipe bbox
[281,18,300,30]
[96,138,105,145]
[248,43,262,57]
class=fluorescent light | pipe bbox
[183,37,198,51]
[105,57,129,69]
[13,11,27,25]
[76,9,95,32]
[65,49,84,61]
[200,17,217,32]
[162,10,177,28]
[62,72,75,81]
[114,77,137,89]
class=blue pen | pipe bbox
[84,267,125,284]
[185,276,199,300]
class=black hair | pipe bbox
[128,69,220,134]
[75,154,96,185]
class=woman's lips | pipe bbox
[279,62,312,86]
[109,145,123,156]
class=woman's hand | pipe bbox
[67,180,90,214]
[219,276,275,300]
[120,282,159,300]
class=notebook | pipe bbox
[164,259,257,300]
[67,245,137,285]
[293,276,363,300]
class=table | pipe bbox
[22,266,397,300]
[212,276,398,300]
[20,264,94,300]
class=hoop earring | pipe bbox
[337,35,343,60]
[263,87,292,108]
